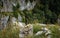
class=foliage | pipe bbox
[33,24,60,38]
[12,2,20,18]
[33,24,42,34]
[0,0,60,24]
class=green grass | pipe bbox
[0,24,60,38]
[33,24,60,38]
[0,24,20,38]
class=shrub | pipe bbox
[33,24,60,38]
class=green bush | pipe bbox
[33,24,42,34]
[49,26,60,38]
[33,24,60,38]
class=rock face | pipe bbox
[0,14,22,29]
[1,0,13,12]
[25,24,33,37]
[11,19,33,38]
[18,22,25,38]
[58,18,60,25]
[1,0,36,12]
[35,27,51,38]
[0,15,9,29]
[18,14,22,22]
[19,24,33,38]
